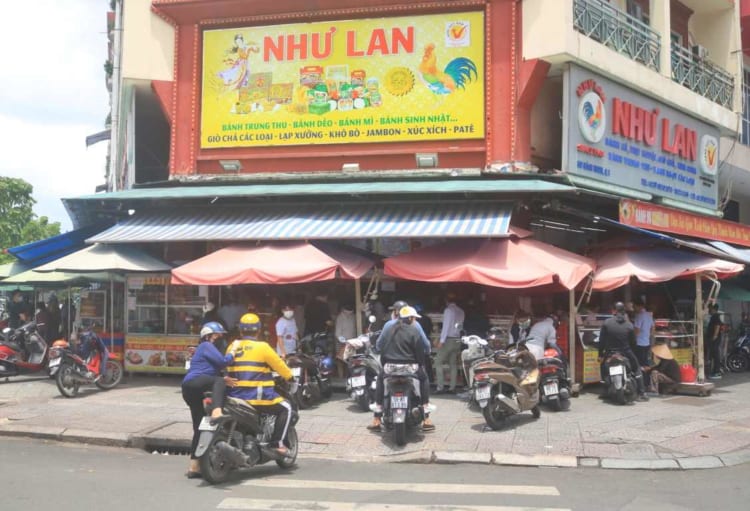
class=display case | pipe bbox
[79,290,107,333]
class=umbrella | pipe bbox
[383,237,595,290]
[591,247,744,291]
[34,244,171,273]
[171,241,375,285]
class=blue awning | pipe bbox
[8,223,112,265]
[88,202,515,243]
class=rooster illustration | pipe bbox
[418,43,478,95]
[582,99,603,130]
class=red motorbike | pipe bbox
[0,321,49,378]
[50,330,123,397]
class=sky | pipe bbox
[0,0,110,233]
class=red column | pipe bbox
[171,24,199,175]
[487,0,516,166]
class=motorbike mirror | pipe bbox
[1,327,10,335]
[477,338,488,346]
[338,336,347,344]
[368,315,377,324]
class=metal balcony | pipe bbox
[573,0,661,72]
[671,43,735,109]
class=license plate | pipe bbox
[475,385,491,401]
[609,365,624,376]
[291,367,301,377]
[49,358,61,368]
[350,375,366,387]
[198,416,217,431]
[390,395,408,408]
[184,360,190,370]
[544,382,559,395]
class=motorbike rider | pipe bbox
[182,321,238,479]
[368,305,434,432]
[598,302,649,402]
[225,313,296,457]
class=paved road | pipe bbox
[2,437,749,511]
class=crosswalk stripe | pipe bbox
[218,498,570,511]
[241,478,560,496]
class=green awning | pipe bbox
[719,282,750,302]
[2,269,124,286]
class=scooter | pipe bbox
[341,330,382,411]
[472,343,541,430]
[52,329,123,397]
[460,334,493,401]
[285,332,334,409]
[195,378,299,485]
[601,350,637,405]
[0,321,48,378]
[726,328,750,372]
[537,346,571,411]
[382,362,424,446]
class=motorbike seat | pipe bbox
[226,396,259,413]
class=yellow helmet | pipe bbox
[239,313,261,338]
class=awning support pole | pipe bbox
[354,278,362,335]
[696,273,705,383]
[110,278,115,352]
[569,288,576,387]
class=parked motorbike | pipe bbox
[601,350,637,405]
[727,328,750,372]
[0,321,48,378]
[472,343,541,430]
[382,362,425,446]
[285,332,334,409]
[195,378,299,484]
[51,330,123,397]
[537,346,571,411]
[341,330,382,411]
[460,334,493,400]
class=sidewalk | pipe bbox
[1,371,750,470]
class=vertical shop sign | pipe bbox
[563,65,720,211]
[200,12,485,148]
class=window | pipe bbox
[742,68,750,146]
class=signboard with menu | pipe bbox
[564,64,720,211]
[200,11,485,148]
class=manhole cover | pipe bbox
[663,396,719,407]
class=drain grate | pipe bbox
[145,445,191,455]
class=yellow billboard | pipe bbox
[200,11,485,148]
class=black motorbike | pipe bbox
[537,346,571,411]
[195,378,298,485]
[285,332,334,408]
[382,362,424,446]
[341,330,382,411]
[727,327,750,372]
[602,351,637,405]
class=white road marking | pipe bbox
[241,478,560,496]
[218,498,571,511]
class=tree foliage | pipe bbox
[0,177,61,264]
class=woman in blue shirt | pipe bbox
[181,321,236,479]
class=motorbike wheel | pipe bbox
[320,379,333,399]
[95,360,123,390]
[615,387,626,405]
[623,379,637,404]
[199,432,232,485]
[276,426,298,469]
[56,363,80,398]
[551,398,564,412]
[531,405,541,419]
[482,401,507,431]
[296,387,311,410]
[356,393,369,412]
[394,422,407,446]
[727,352,749,373]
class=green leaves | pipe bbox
[0,177,61,264]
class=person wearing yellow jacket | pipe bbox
[226,313,295,456]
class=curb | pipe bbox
[2,427,749,470]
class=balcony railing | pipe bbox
[573,0,661,72]
[671,43,735,109]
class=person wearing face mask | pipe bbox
[275,304,299,357]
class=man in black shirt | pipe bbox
[705,303,723,379]
[598,302,649,401]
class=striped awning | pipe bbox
[88,202,514,243]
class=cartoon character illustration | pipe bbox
[418,43,477,95]
[217,34,260,93]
